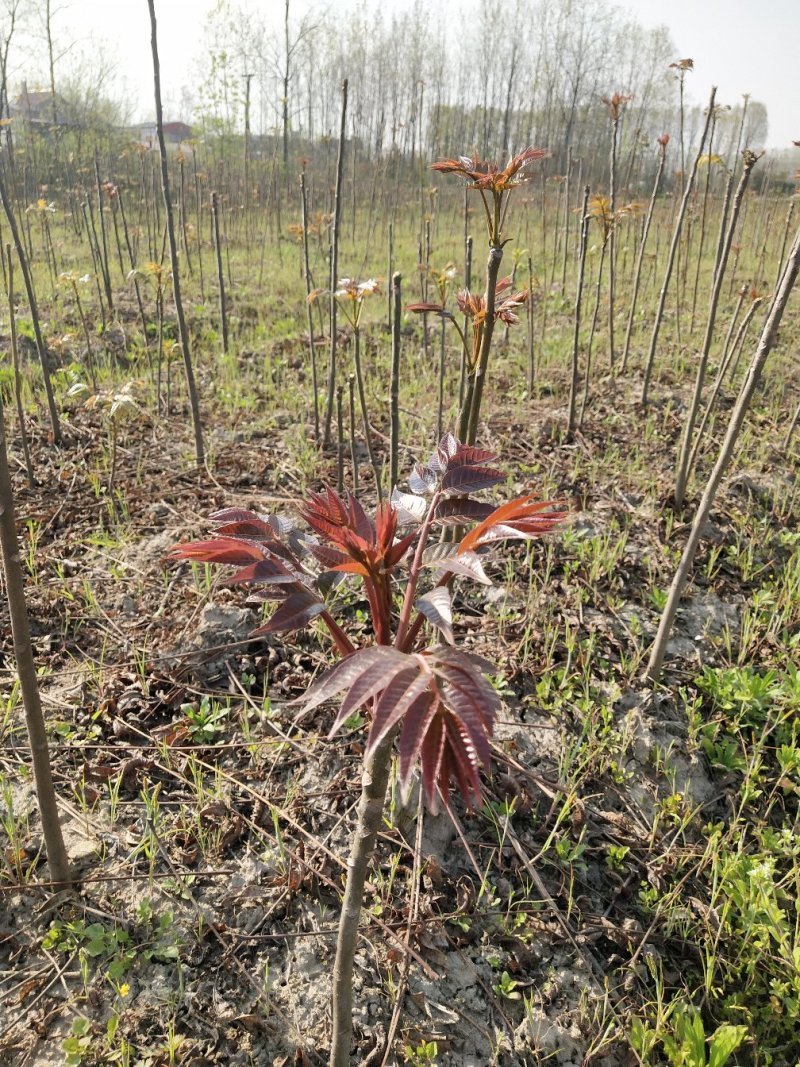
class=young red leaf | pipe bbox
[448,443,498,468]
[329,656,413,735]
[458,496,566,554]
[419,711,446,811]
[306,543,352,570]
[425,548,492,585]
[219,557,301,587]
[441,717,484,807]
[170,538,267,566]
[409,463,438,495]
[385,529,418,569]
[297,647,411,716]
[415,587,454,644]
[435,499,495,525]
[252,592,325,635]
[397,692,438,795]
[441,464,504,495]
[390,488,428,525]
[367,663,432,754]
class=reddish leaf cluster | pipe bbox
[300,489,414,582]
[299,643,500,809]
[456,276,528,327]
[171,435,565,811]
[431,146,548,193]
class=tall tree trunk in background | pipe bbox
[147,0,204,466]
[282,0,290,166]
[641,86,716,408]
[322,79,347,448]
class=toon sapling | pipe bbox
[427,148,547,444]
[170,434,564,1066]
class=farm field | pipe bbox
[0,9,800,1065]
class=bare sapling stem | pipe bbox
[147,0,204,467]
[688,295,763,473]
[116,189,149,343]
[178,156,193,277]
[352,328,382,500]
[0,396,70,886]
[460,234,472,408]
[193,159,206,301]
[386,221,393,331]
[300,172,319,442]
[109,196,126,282]
[336,385,344,493]
[94,154,113,312]
[211,191,229,354]
[641,86,716,408]
[5,245,34,487]
[579,238,607,429]
[774,201,796,295]
[390,272,401,491]
[646,225,800,684]
[527,254,535,393]
[461,242,503,445]
[603,94,629,372]
[323,79,348,448]
[437,315,446,439]
[560,146,571,294]
[621,137,667,373]
[674,149,760,508]
[713,169,735,285]
[329,731,396,1067]
[69,277,97,391]
[0,165,60,444]
[568,186,590,434]
[688,110,718,333]
[348,374,358,492]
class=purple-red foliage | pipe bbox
[171,435,565,811]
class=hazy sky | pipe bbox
[32,0,800,148]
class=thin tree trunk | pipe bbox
[687,296,764,474]
[330,732,396,1067]
[646,225,800,683]
[579,239,607,429]
[94,154,113,312]
[5,246,34,487]
[390,272,401,490]
[211,191,228,354]
[641,87,717,408]
[568,186,590,434]
[0,166,60,444]
[352,329,382,500]
[607,115,618,371]
[621,142,667,373]
[147,0,204,467]
[0,396,70,886]
[674,150,760,508]
[300,172,319,442]
[461,243,503,445]
[323,80,348,448]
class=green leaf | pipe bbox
[708,1025,748,1067]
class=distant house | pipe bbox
[10,86,71,127]
[136,121,193,148]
